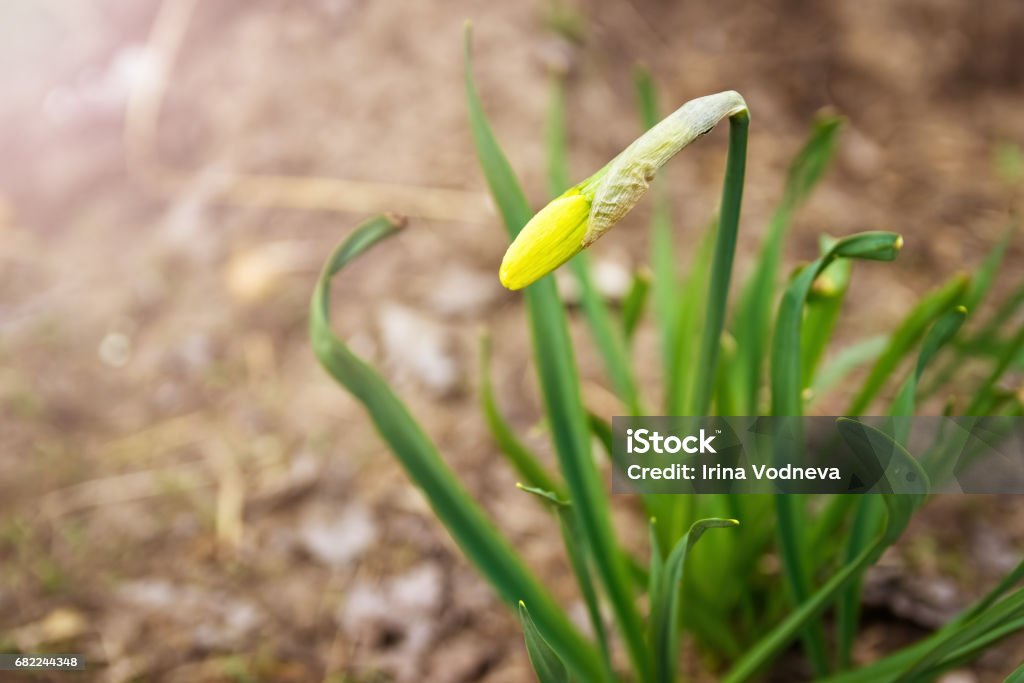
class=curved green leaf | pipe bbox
[310,215,604,682]
[770,230,902,677]
[734,113,844,413]
[835,306,966,669]
[651,518,739,683]
[517,483,613,675]
[519,601,569,683]
[479,332,563,495]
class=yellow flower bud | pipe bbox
[498,90,748,291]
[499,187,592,290]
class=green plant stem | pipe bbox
[691,111,749,415]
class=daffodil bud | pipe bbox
[499,90,749,291]
[499,186,592,290]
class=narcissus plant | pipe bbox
[312,22,1024,683]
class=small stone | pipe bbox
[592,257,632,301]
[428,266,502,317]
[298,504,376,568]
[377,303,461,396]
[99,331,132,367]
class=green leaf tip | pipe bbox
[517,483,571,507]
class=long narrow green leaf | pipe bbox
[690,111,749,415]
[919,615,1024,680]
[966,321,1024,414]
[770,231,903,677]
[801,237,853,388]
[622,268,651,344]
[519,601,570,683]
[891,306,968,421]
[547,72,642,413]
[310,215,603,682]
[809,335,888,404]
[479,333,563,495]
[822,560,1024,683]
[647,518,664,619]
[724,420,927,683]
[518,484,613,676]
[833,496,883,671]
[634,66,678,404]
[923,226,1020,398]
[651,519,739,683]
[666,219,716,415]
[465,28,649,682]
[734,114,844,413]
[834,306,967,670]
[964,223,1016,312]
[903,586,1024,679]
[972,278,1024,350]
[545,75,570,195]
[846,274,970,415]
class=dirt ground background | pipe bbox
[1,0,1023,681]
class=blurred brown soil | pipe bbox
[0,0,1022,681]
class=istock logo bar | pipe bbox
[611,416,1024,495]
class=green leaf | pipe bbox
[666,219,716,414]
[769,231,902,677]
[647,518,664,618]
[715,332,742,416]
[518,484,614,674]
[773,234,904,417]
[821,560,1024,683]
[922,223,1016,395]
[545,74,641,413]
[835,306,966,670]
[634,66,679,409]
[310,215,603,682]
[903,586,1024,680]
[966,321,1024,414]
[519,601,570,683]
[890,306,968,420]
[622,267,652,344]
[973,277,1024,351]
[723,420,927,683]
[466,27,647,682]
[650,519,739,683]
[809,335,888,405]
[964,223,1015,313]
[846,273,970,415]
[734,113,844,413]
[801,236,853,388]
[480,333,563,496]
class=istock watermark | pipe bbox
[625,428,719,454]
[611,416,1024,495]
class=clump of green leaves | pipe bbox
[311,25,1024,683]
